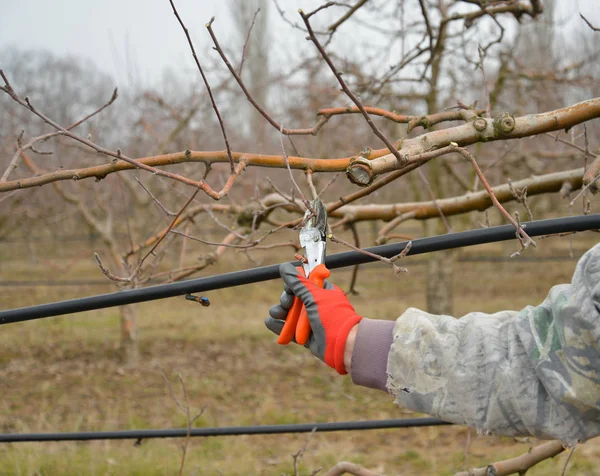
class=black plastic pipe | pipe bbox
[0,418,451,443]
[1,214,599,325]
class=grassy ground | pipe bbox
[1,233,600,475]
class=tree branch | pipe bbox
[455,440,565,476]
[0,70,246,199]
[348,98,600,185]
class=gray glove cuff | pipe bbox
[350,318,395,392]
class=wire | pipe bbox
[0,418,451,443]
[1,214,599,325]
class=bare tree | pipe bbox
[1,0,600,471]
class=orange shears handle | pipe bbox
[277,266,305,345]
[277,264,330,346]
[296,264,330,345]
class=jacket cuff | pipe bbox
[350,318,395,392]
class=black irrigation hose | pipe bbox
[2,214,599,446]
[1,214,599,325]
[0,418,451,443]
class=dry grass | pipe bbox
[1,232,600,475]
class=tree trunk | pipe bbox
[425,247,455,315]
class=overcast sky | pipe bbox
[1,0,599,89]
[0,0,322,88]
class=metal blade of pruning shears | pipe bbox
[299,198,327,277]
[276,198,330,346]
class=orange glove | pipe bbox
[265,263,363,374]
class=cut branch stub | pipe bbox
[346,157,375,187]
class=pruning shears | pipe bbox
[277,198,330,346]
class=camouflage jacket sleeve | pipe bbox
[386,243,600,444]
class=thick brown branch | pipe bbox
[264,167,583,222]
[349,98,600,184]
[0,148,389,193]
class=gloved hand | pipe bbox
[265,262,363,375]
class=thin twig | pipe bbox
[462,429,472,472]
[2,131,64,183]
[133,176,176,216]
[1,87,118,183]
[238,8,262,76]
[508,179,533,221]
[328,0,369,32]
[280,126,311,211]
[299,9,408,167]
[452,145,535,256]
[171,219,291,249]
[346,222,361,294]
[561,445,576,476]
[582,124,591,214]
[0,70,245,199]
[580,13,600,31]
[416,167,452,233]
[206,20,330,136]
[168,3,235,173]
[292,428,317,476]
[157,366,205,476]
[417,0,434,58]
[266,176,299,207]
[0,190,18,205]
[376,211,417,244]
[95,188,200,282]
[305,170,319,200]
[317,171,342,197]
[331,234,412,276]
[205,206,247,239]
[478,45,492,117]
[545,132,596,157]
[68,87,119,130]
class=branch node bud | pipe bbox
[493,112,515,135]
[473,117,487,132]
[358,147,372,159]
